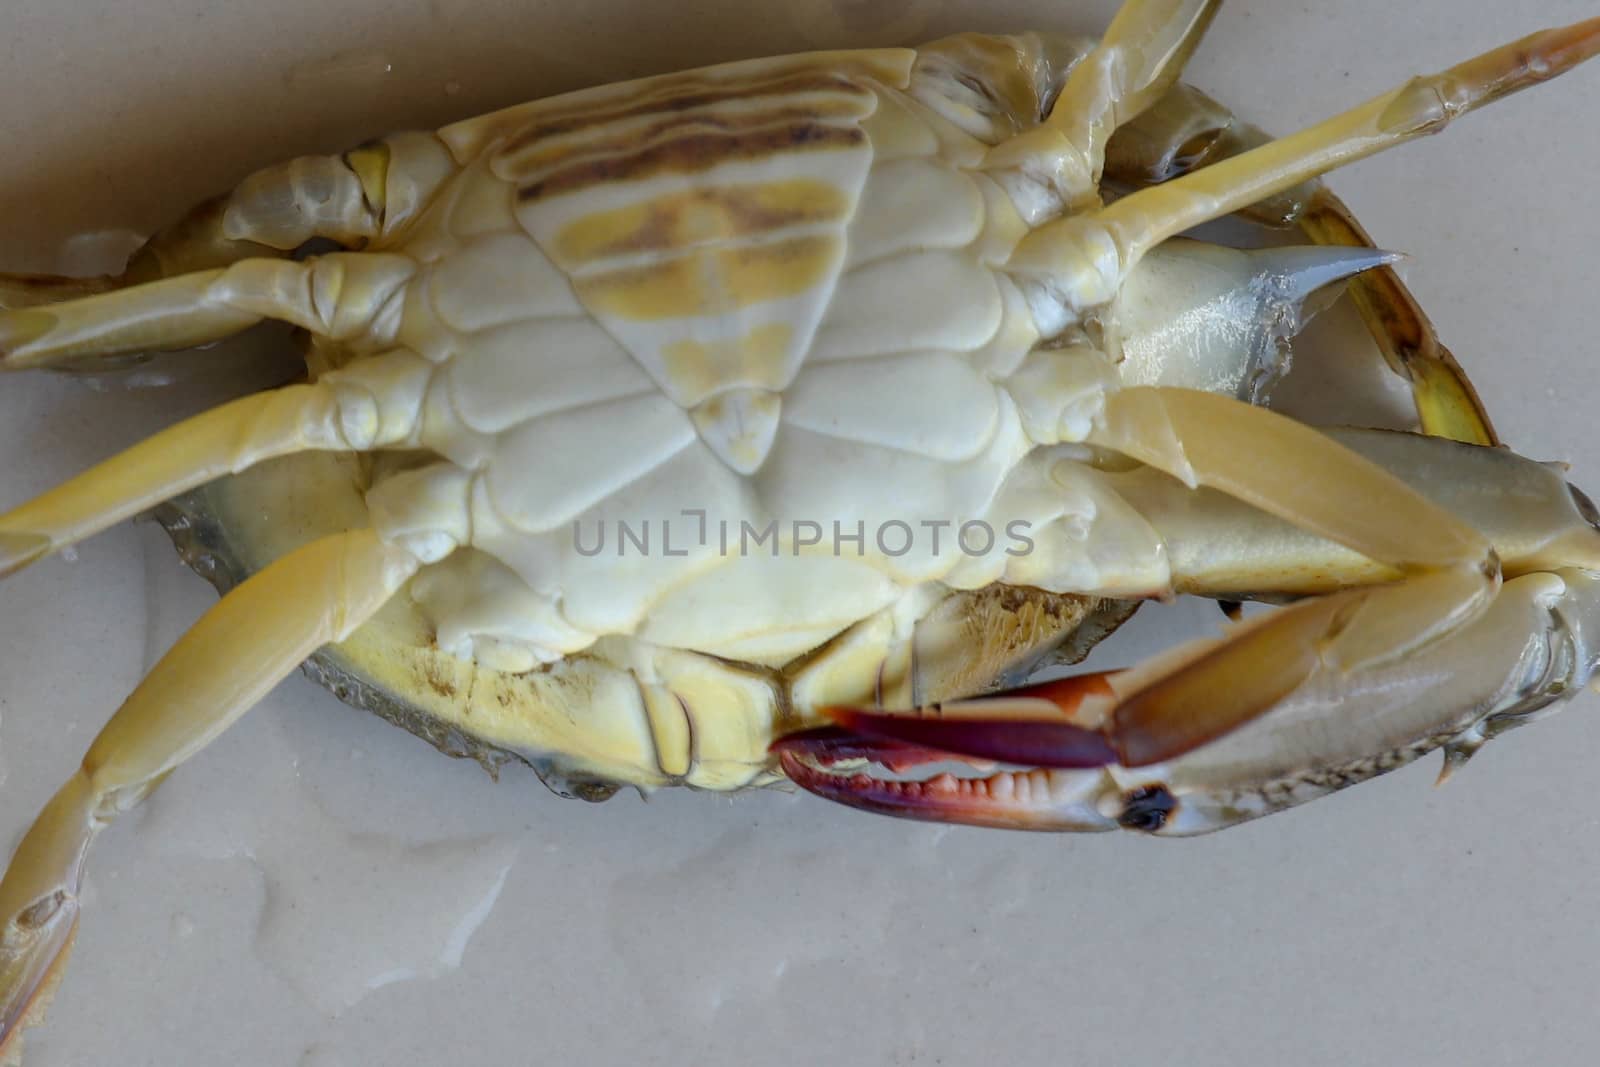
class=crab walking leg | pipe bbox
[0,252,415,370]
[985,0,1220,216]
[1008,17,1600,310]
[0,382,376,578]
[0,530,422,1061]
[1105,427,1600,596]
[1104,83,1498,445]
[0,141,409,311]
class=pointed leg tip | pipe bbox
[0,909,78,1067]
[1452,16,1600,107]
[1543,17,1600,69]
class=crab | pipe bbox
[3,0,1600,1060]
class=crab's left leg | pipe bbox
[984,0,1221,219]
[0,342,427,577]
[0,252,414,371]
[0,529,423,1062]
[0,139,430,312]
[1077,386,1500,763]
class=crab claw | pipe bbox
[773,672,1132,830]
[777,566,1600,833]
[770,725,977,775]
[776,572,1493,828]
[823,676,1124,770]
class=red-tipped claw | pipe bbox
[822,705,1118,770]
[772,671,1142,830]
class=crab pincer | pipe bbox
[777,566,1599,835]
[4,0,1600,1058]
[778,430,1600,834]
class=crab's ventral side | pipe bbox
[3,2,1600,1062]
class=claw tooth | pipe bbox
[990,772,1015,802]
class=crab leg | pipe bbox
[1106,427,1600,596]
[0,384,362,577]
[1104,83,1497,444]
[1008,17,1600,311]
[0,529,421,1062]
[1089,387,1491,573]
[1020,425,1598,750]
[0,253,415,370]
[0,143,399,312]
[985,0,1220,216]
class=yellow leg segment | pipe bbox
[0,529,421,1065]
[1010,17,1600,307]
[1090,387,1491,573]
[0,383,366,578]
[986,0,1220,215]
[0,253,416,371]
[0,144,394,314]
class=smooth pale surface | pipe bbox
[2,2,1599,1065]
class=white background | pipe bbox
[2,2,1598,1064]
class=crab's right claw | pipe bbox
[773,672,1128,830]
[778,567,1600,833]
[777,425,1600,832]
[773,725,1109,831]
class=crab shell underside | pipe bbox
[132,33,1458,807]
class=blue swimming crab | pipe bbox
[3,2,1600,1060]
